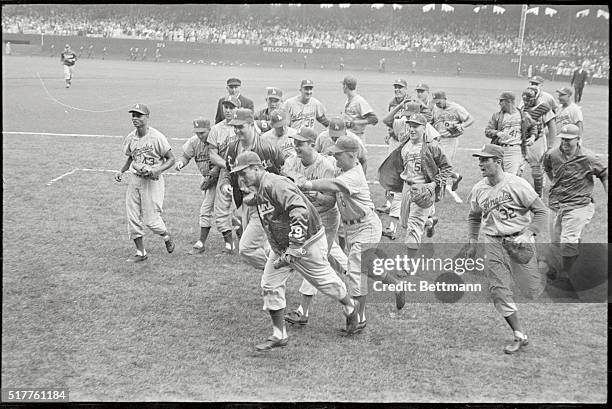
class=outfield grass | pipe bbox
[2,55,608,402]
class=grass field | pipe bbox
[2,55,608,403]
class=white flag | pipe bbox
[544,7,557,17]
[473,6,481,13]
[576,9,590,18]
[493,5,506,14]
[526,7,539,15]
[392,3,403,10]
[371,3,384,9]
[422,4,435,13]
[597,9,609,19]
[441,4,454,12]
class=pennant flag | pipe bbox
[526,7,539,15]
[493,5,506,14]
[473,6,481,13]
[371,3,384,9]
[544,7,557,17]
[392,4,403,10]
[338,4,351,9]
[597,9,609,19]
[441,4,454,12]
[576,9,590,18]
[422,4,435,12]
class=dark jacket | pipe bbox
[484,107,537,156]
[215,94,254,124]
[378,139,453,200]
[256,172,323,255]
[222,133,285,208]
[571,69,589,89]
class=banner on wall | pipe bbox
[262,46,314,54]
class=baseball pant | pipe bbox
[298,207,348,296]
[400,183,434,249]
[501,145,523,175]
[239,204,269,270]
[261,228,348,311]
[214,168,233,233]
[63,65,73,80]
[438,136,459,164]
[199,182,216,228]
[574,86,584,103]
[126,174,167,240]
[484,234,544,317]
[547,203,594,272]
[342,211,383,297]
[524,136,547,191]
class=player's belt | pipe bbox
[498,143,521,147]
[487,231,522,238]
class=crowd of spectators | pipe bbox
[3,4,609,76]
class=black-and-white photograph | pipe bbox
[2,3,608,404]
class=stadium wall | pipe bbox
[3,33,607,84]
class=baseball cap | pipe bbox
[558,124,580,139]
[393,79,408,88]
[404,101,421,114]
[129,103,150,115]
[64,44,70,49]
[193,118,211,131]
[415,83,430,91]
[269,109,286,128]
[556,87,573,96]
[529,76,544,85]
[522,87,537,99]
[328,117,347,138]
[221,95,241,108]
[328,136,360,154]
[300,79,314,88]
[407,113,427,126]
[293,127,318,143]
[472,144,504,159]
[228,108,254,126]
[230,151,263,174]
[342,75,358,89]
[432,91,447,100]
[499,91,516,101]
[227,77,241,86]
[266,87,283,99]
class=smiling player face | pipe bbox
[300,86,313,103]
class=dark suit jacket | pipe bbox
[571,69,589,88]
[214,94,254,123]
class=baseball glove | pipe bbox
[132,162,153,178]
[447,122,463,137]
[502,238,535,264]
[200,166,220,190]
[410,182,436,208]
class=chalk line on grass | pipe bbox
[47,168,78,186]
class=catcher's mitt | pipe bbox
[200,166,220,190]
[410,182,436,208]
[502,238,535,264]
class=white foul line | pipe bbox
[46,168,78,185]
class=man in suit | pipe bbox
[214,78,254,124]
[570,62,589,104]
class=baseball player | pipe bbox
[300,136,406,332]
[543,124,607,288]
[5,41,11,56]
[465,144,548,354]
[114,104,176,262]
[214,77,254,124]
[87,44,94,59]
[484,91,537,175]
[341,75,379,144]
[282,127,349,325]
[60,44,77,88]
[378,113,453,248]
[102,47,107,60]
[78,45,84,58]
[520,87,557,197]
[220,108,285,270]
[282,79,330,131]
[208,96,241,253]
[254,87,283,133]
[230,151,359,350]
[154,47,161,62]
[554,87,583,135]
[380,103,442,240]
[415,83,434,114]
[175,118,220,255]
[527,75,559,146]
[315,116,367,173]
[431,90,473,203]
[261,109,297,159]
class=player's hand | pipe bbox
[175,161,184,171]
[149,167,161,180]
[114,171,123,182]
[513,231,534,245]
[344,120,354,129]
[525,136,535,146]
[220,184,233,196]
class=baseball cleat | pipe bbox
[232,216,243,238]
[164,237,175,253]
[255,336,288,351]
[188,242,205,255]
[503,336,529,354]
[284,310,309,325]
[395,287,406,310]
[126,254,148,263]
[382,227,397,240]
[451,173,463,191]
[341,320,366,334]
[344,303,360,335]
[375,204,390,214]
[426,217,439,238]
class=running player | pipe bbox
[282,79,330,131]
[60,44,77,88]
